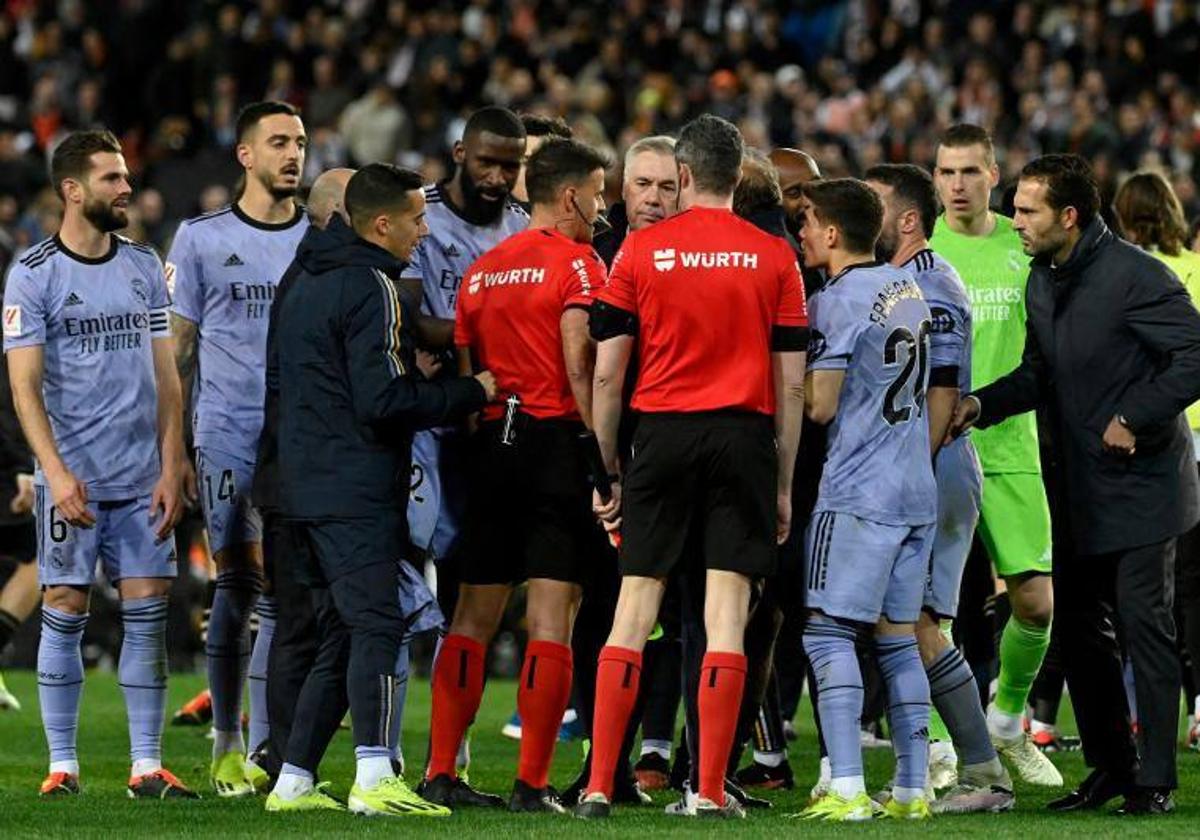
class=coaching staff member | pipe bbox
[422,138,611,813]
[575,114,808,819]
[951,154,1200,816]
[273,163,496,816]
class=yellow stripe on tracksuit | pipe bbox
[374,270,406,377]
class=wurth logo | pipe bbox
[653,250,759,271]
[467,266,546,295]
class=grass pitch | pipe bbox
[0,669,1196,837]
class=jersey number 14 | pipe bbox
[882,321,931,426]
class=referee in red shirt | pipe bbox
[421,138,612,813]
[576,115,808,819]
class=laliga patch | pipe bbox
[3,304,20,337]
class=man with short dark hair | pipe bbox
[797,178,935,821]
[422,138,611,813]
[951,154,1200,816]
[4,129,193,798]
[576,114,807,820]
[167,101,309,795]
[867,163,1015,813]
[273,163,496,818]
[513,113,572,206]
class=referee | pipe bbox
[576,114,808,819]
[273,164,496,816]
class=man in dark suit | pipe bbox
[951,154,1200,816]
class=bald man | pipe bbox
[256,167,359,782]
[305,167,355,228]
[768,148,821,245]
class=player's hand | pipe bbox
[1102,415,1137,457]
[10,473,34,515]
[776,491,792,545]
[474,370,498,401]
[593,482,622,533]
[415,349,443,380]
[47,467,95,528]
[150,468,184,542]
[178,456,199,508]
[945,395,981,444]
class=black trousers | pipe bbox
[285,520,407,772]
[263,513,320,777]
[1174,467,1200,710]
[1057,539,1181,790]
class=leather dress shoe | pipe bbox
[1115,788,1175,816]
[1047,768,1131,812]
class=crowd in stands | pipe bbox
[2,0,1200,267]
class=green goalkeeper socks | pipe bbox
[994,617,1050,716]
[928,707,951,743]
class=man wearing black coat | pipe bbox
[269,163,495,815]
[951,154,1200,816]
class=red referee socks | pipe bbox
[584,645,642,799]
[698,651,747,806]
[516,640,573,789]
[426,633,486,780]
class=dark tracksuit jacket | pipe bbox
[274,224,486,538]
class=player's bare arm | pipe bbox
[590,334,633,528]
[561,308,595,429]
[5,345,95,528]
[772,350,806,544]
[805,369,845,426]
[151,336,186,539]
[169,312,199,503]
[926,385,959,458]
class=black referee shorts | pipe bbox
[460,415,607,586]
[621,410,777,580]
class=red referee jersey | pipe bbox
[599,206,807,415]
[455,227,606,422]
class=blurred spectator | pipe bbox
[0,1,1194,263]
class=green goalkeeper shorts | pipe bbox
[977,472,1053,578]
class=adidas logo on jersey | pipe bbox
[443,244,461,258]
[224,253,244,267]
[64,292,85,306]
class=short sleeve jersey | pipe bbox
[403,183,529,318]
[903,249,972,395]
[456,228,605,422]
[168,204,309,459]
[930,215,1039,473]
[598,206,807,415]
[807,262,936,525]
[3,235,172,499]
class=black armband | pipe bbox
[929,366,959,387]
[589,300,639,341]
[771,325,810,352]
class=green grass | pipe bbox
[0,670,1196,837]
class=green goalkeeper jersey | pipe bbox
[930,213,1041,474]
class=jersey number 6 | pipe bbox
[882,321,931,426]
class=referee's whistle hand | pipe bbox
[474,370,498,401]
[593,484,622,532]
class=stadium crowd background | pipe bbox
[2,0,1200,669]
[2,0,1200,272]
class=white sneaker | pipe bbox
[932,764,1015,815]
[694,795,746,819]
[929,741,958,790]
[665,782,698,816]
[809,756,831,802]
[991,730,1063,786]
[860,728,892,749]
